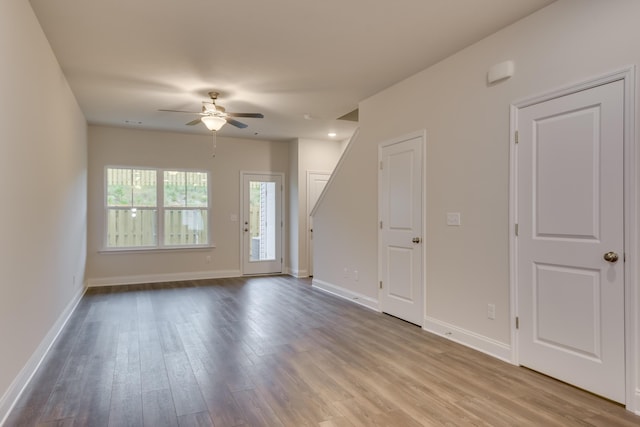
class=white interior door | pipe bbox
[307,172,331,277]
[379,134,424,326]
[516,80,625,403]
[242,173,283,275]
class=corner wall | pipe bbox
[288,138,344,277]
[0,0,88,421]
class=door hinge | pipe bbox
[380,161,383,170]
[379,281,383,289]
[514,130,519,144]
[380,221,383,229]
[515,317,519,329]
[515,223,519,236]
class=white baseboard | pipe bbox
[423,316,513,364]
[311,279,379,311]
[634,388,640,415]
[288,269,309,278]
[86,270,242,287]
[0,286,85,426]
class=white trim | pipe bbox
[509,102,519,365]
[311,278,380,311]
[98,244,216,254]
[288,268,309,278]
[309,128,359,217]
[423,316,513,364]
[0,286,85,426]
[86,269,241,287]
[510,66,637,412]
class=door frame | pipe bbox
[306,170,332,277]
[377,130,427,324]
[509,67,638,412]
[240,171,285,275]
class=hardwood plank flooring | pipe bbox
[5,275,640,426]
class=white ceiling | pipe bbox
[29,0,555,142]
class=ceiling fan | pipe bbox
[159,91,264,131]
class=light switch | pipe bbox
[447,212,461,226]
[230,214,238,222]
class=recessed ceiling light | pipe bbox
[328,132,337,137]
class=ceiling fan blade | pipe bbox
[185,118,202,126]
[226,112,264,118]
[225,118,248,129]
[158,109,202,114]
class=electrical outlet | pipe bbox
[354,270,359,281]
[487,303,496,320]
[206,255,212,264]
[343,267,349,278]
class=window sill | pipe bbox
[98,245,216,254]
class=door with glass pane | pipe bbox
[242,173,283,275]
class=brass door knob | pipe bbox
[412,237,421,244]
[603,251,619,263]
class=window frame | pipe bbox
[103,166,213,252]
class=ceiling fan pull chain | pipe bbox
[212,131,217,158]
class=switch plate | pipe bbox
[487,304,496,320]
[447,212,461,226]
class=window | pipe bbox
[105,167,210,249]
[163,170,208,246]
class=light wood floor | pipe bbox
[6,275,640,426]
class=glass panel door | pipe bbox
[242,173,283,274]
[249,180,276,261]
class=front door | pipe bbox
[379,133,424,325]
[242,173,283,275]
[516,79,625,403]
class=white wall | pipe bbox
[0,0,87,420]
[288,141,300,275]
[86,125,290,284]
[313,0,640,409]
[288,138,344,277]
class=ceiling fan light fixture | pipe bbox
[201,115,226,131]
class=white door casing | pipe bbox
[379,132,425,326]
[241,172,284,275]
[515,80,625,403]
[307,171,331,277]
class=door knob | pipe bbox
[603,251,619,263]
[412,237,421,244]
